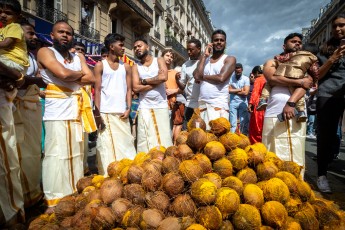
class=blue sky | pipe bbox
[204,0,329,75]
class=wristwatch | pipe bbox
[141,79,147,85]
[286,101,296,107]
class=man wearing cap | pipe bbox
[229,63,250,134]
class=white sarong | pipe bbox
[199,101,229,130]
[137,108,173,153]
[42,120,84,207]
[96,113,136,176]
[262,117,306,176]
[0,104,25,222]
[13,85,43,208]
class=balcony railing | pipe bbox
[79,22,100,41]
[123,0,153,26]
[165,36,188,59]
[154,29,161,40]
[36,2,67,23]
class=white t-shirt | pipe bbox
[17,52,39,97]
[264,86,291,117]
[180,59,200,108]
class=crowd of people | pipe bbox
[1,0,345,228]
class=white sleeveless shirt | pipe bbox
[41,47,82,120]
[137,58,167,109]
[199,54,230,110]
[100,59,127,113]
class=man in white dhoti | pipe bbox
[193,29,236,130]
[132,38,172,152]
[94,33,136,176]
[262,33,314,177]
[13,21,47,208]
[37,20,95,213]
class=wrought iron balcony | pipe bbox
[123,0,153,26]
[165,36,188,59]
[154,29,161,40]
[36,2,67,23]
[79,22,100,41]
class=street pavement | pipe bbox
[304,137,345,210]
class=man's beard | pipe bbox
[27,41,37,51]
[53,39,73,53]
[213,47,225,55]
[136,50,148,60]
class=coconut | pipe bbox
[296,179,312,202]
[120,166,130,184]
[39,223,60,230]
[141,166,162,192]
[170,194,197,217]
[262,178,290,204]
[274,171,299,194]
[123,184,146,206]
[312,202,341,228]
[236,167,258,185]
[232,204,262,230]
[220,220,234,230]
[87,189,102,203]
[148,148,165,161]
[228,148,248,171]
[190,178,217,205]
[203,173,222,189]
[264,151,283,167]
[91,206,116,230]
[261,201,288,228]
[111,198,134,223]
[256,161,279,181]
[283,217,302,230]
[82,185,96,197]
[186,224,207,230]
[145,191,170,213]
[83,199,103,216]
[107,159,132,178]
[75,194,89,211]
[176,131,189,145]
[59,216,73,228]
[222,176,244,196]
[186,128,208,151]
[157,217,182,230]
[260,226,274,230]
[219,132,242,151]
[187,111,207,131]
[196,206,223,230]
[215,187,240,218]
[279,161,302,179]
[204,141,226,161]
[127,165,144,184]
[133,152,151,165]
[92,175,105,188]
[284,196,302,217]
[54,195,76,222]
[237,134,251,150]
[140,209,165,230]
[245,143,266,166]
[165,146,179,157]
[121,205,145,228]
[28,215,49,230]
[209,117,231,136]
[100,178,123,204]
[175,144,194,160]
[192,153,213,174]
[142,159,162,174]
[213,157,233,178]
[242,184,264,208]
[294,206,319,230]
[178,160,204,182]
[162,172,185,197]
[206,132,219,142]
[180,216,196,229]
[76,176,94,193]
[162,156,181,174]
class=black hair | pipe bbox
[104,33,125,49]
[134,37,148,45]
[283,33,303,44]
[0,0,21,14]
[53,20,74,36]
[20,18,35,30]
[303,43,319,55]
[73,41,86,49]
[187,38,201,48]
[251,65,263,74]
[212,29,226,40]
[101,46,108,55]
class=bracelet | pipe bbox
[94,115,101,118]
[16,73,24,82]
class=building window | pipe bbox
[81,1,92,24]
[112,19,117,33]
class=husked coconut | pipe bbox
[222,176,244,196]
[170,194,197,217]
[190,178,217,205]
[232,204,261,230]
[186,128,208,151]
[178,159,204,182]
[192,153,212,174]
[215,187,240,218]
[100,178,123,204]
[162,172,185,197]
[162,156,180,173]
[228,148,248,171]
[209,117,231,136]
[261,201,288,228]
[242,184,264,208]
[145,191,170,213]
[204,141,226,161]
[140,209,165,230]
[213,157,233,178]
[203,173,222,189]
[196,206,223,230]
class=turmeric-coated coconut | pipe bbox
[220,220,234,230]
[294,206,319,230]
[215,187,240,218]
[170,194,197,217]
[92,175,105,188]
[237,134,251,150]
[219,132,242,151]
[121,205,145,228]
[312,202,341,228]
[120,165,130,184]
[275,171,299,194]
[256,161,279,181]
[192,153,212,174]
[261,201,288,228]
[243,184,264,208]
[203,172,222,189]
[279,161,302,179]
[186,128,208,151]
[162,172,185,197]
[236,167,258,185]
[209,117,231,136]
[283,216,302,230]
[132,152,151,165]
[190,178,217,205]
[232,204,262,230]
[222,176,244,195]
[262,178,290,204]
[179,159,204,182]
[284,196,302,217]
[204,141,226,161]
[107,159,133,177]
[228,148,248,171]
[264,151,283,167]
[213,157,233,178]
[206,132,218,142]
[196,206,223,230]
[296,179,312,202]
[245,143,266,166]
[186,224,207,230]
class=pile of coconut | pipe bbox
[29,115,345,230]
